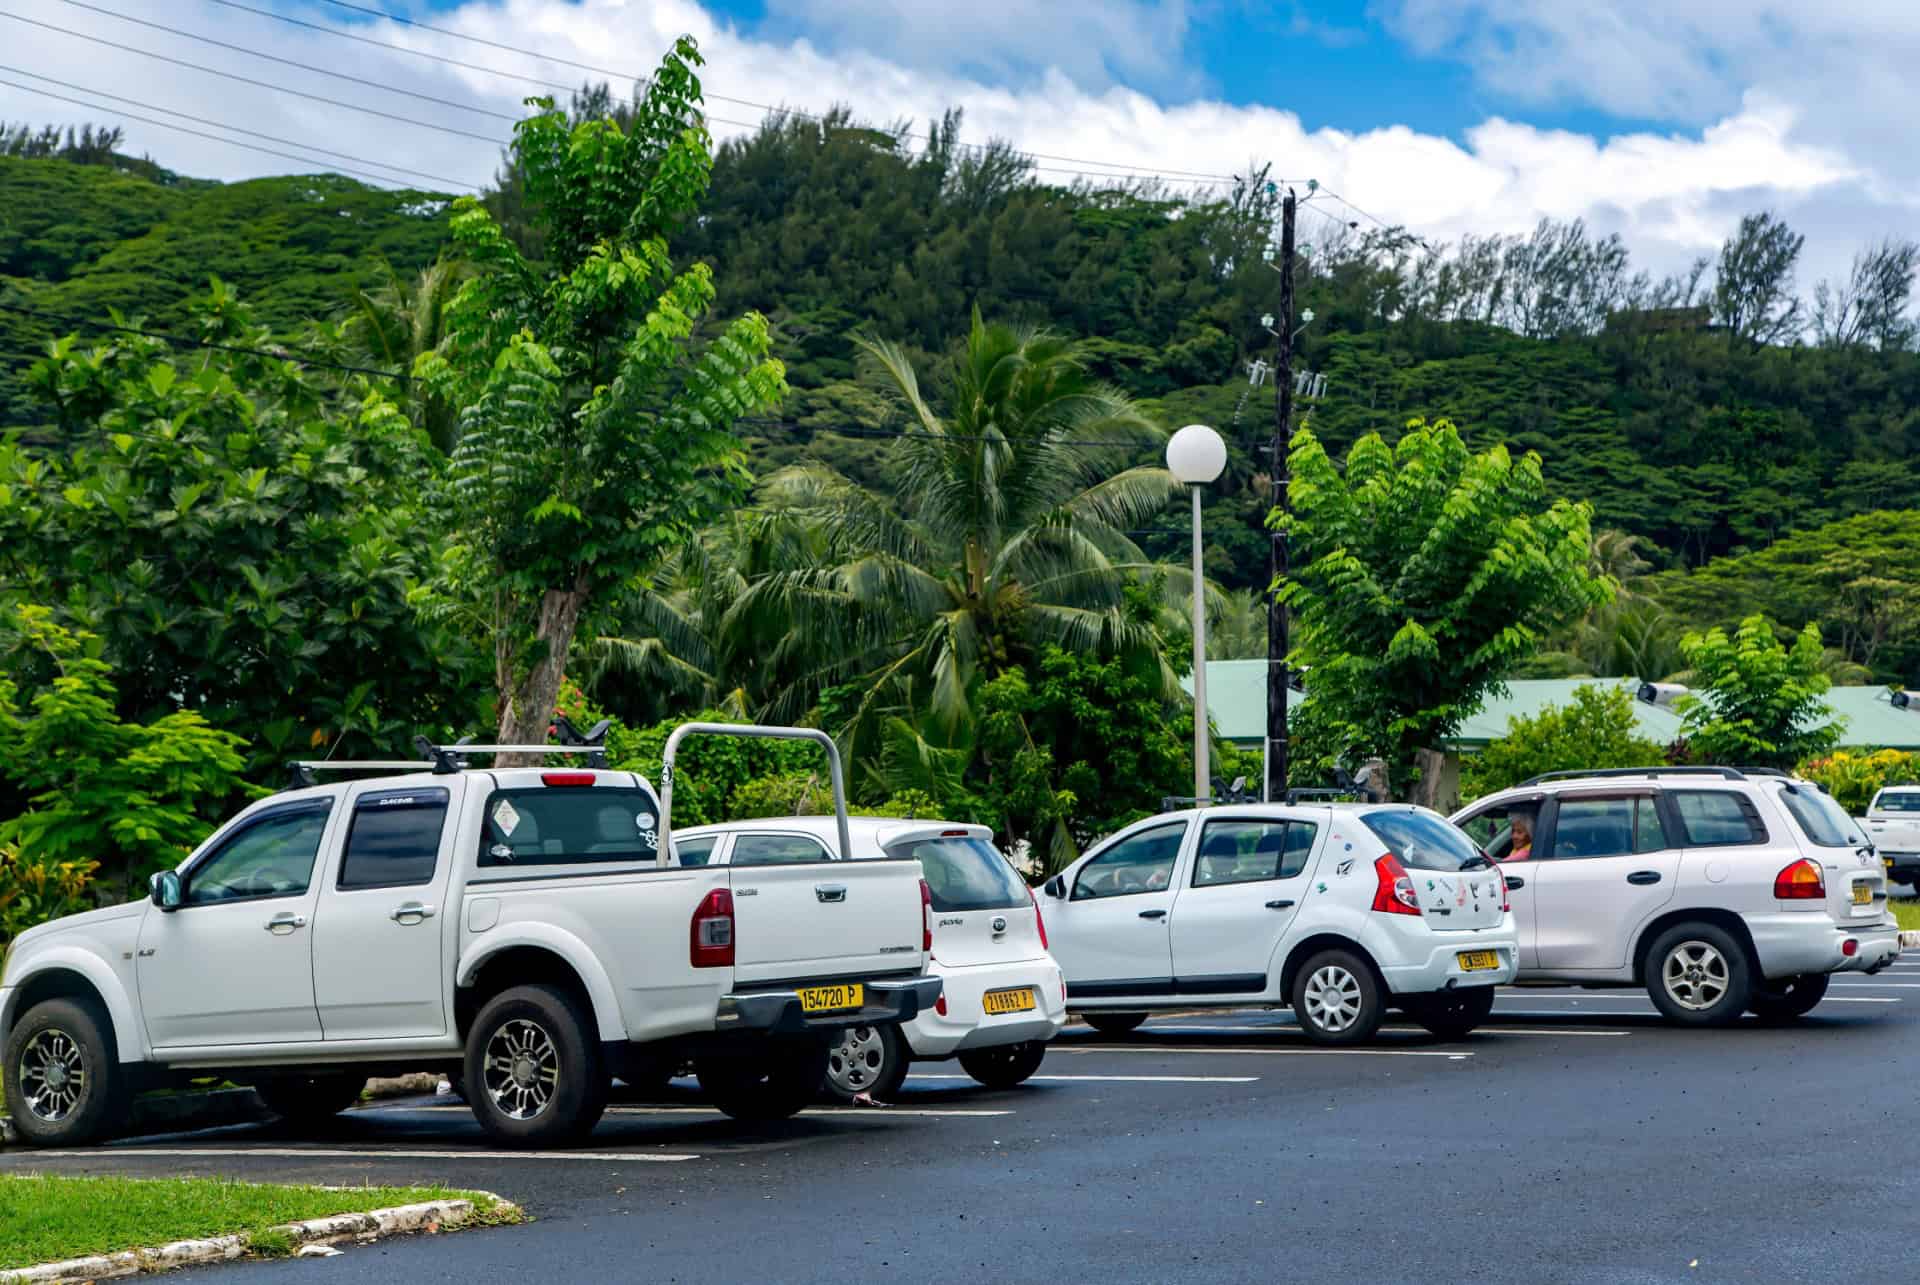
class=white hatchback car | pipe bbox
[673,817,1065,1098]
[1452,766,1902,1024]
[1038,803,1517,1044]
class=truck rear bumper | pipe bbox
[716,976,943,1035]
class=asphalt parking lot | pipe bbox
[8,964,1919,1284]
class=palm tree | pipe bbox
[737,313,1185,771]
[1207,588,1269,660]
[339,258,465,452]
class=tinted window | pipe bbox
[675,836,719,867]
[1360,810,1490,872]
[1875,791,1920,813]
[478,787,660,867]
[1072,822,1185,899]
[883,835,1028,911]
[1192,820,1316,886]
[731,833,834,866]
[339,789,447,890]
[1670,791,1766,846]
[187,804,331,905]
[1776,785,1867,849]
[1458,802,1539,862]
[1546,796,1667,859]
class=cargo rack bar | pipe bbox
[1518,765,1747,786]
[285,717,610,788]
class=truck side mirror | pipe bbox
[150,870,183,911]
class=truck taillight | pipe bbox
[1774,858,1825,900]
[1370,854,1422,916]
[1030,886,1049,949]
[920,878,933,955]
[690,888,734,967]
[542,772,594,787]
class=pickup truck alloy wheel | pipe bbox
[1291,948,1384,1045]
[1644,923,1751,1026]
[464,984,607,1146]
[2,997,127,1146]
[823,1024,907,1102]
[19,1028,85,1122]
[486,1019,561,1120]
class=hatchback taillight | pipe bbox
[1774,858,1825,900]
[1030,886,1049,949]
[690,888,734,967]
[1370,854,1421,916]
[920,878,933,955]
[1498,871,1511,913]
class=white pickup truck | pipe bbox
[0,724,939,1147]
[1866,786,1920,889]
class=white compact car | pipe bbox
[1038,803,1517,1044]
[1453,766,1902,1024]
[1864,785,1920,889]
[673,817,1065,1098]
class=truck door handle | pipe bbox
[264,912,306,933]
[1504,875,1525,890]
[389,902,436,923]
[1627,871,1662,886]
[815,884,847,903]
[1138,909,1167,919]
[1264,899,1295,910]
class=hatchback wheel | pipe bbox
[1645,923,1751,1026]
[1081,1012,1147,1037]
[1291,949,1384,1045]
[957,1040,1047,1089]
[464,984,607,1146]
[2,998,127,1147]
[1748,973,1830,1022]
[821,1023,909,1102]
[1406,986,1496,1041]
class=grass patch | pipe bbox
[1891,899,1920,932]
[0,1174,496,1269]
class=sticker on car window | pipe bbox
[635,811,656,832]
[493,799,521,836]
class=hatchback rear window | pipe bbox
[1877,791,1920,813]
[478,787,660,866]
[883,835,1029,912]
[1776,785,1868,849]
[1359,810,1491,872]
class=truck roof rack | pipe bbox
[1517,766,1747,787]
[284,720,611,789]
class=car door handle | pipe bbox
[1627,871,1662,886]
[264,912,307,933]
[1264,899,1295,910]
[389,902,436,923]
[1138,908,1167,919]
[815,884,847,903]
[1504,875,1525,890]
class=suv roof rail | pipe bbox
[1733,766,1792,778]
[1516,766,1747,787]
[1286,787,1360,804]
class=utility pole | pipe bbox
[1264,190,1296,804]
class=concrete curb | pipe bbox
[0,1193,517,1284]
[1900,930,1920,949]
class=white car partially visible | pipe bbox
[673,817,1065,1099]
[1864,786,1920,889]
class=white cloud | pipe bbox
[0,0,1906,292]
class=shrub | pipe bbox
[1798,749,1920,815]
[1460,684,1665,803]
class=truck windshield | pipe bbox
[1777,785,1868,849]
[882,834,1029,912]
[478,787,661,866]
[1359,810,1492,872]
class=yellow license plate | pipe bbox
[1456,950,1500,972]
[1852,882,1873,905]
[798,983,864,1013]
[982,987,1037,1015]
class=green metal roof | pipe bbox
[1182,663,1920,751]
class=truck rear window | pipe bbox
[478,787,661,867]
[1877,791,1920,813]
[883,835,1029,912]
[1359,810,1492,872]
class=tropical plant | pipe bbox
[1460,684,1666,802]
[1675,615,1841,769]
[1798,749,1920,815]
[337,257,466,452]
[1276,417,1611,805]
[416,35,787,754]
[1206,587,1269,660]
[0,840,97,949]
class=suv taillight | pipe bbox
[1371,854,1422,916]
[920,878,934,955]
[1774,858,1825,901]
[690,888,734,967]
[1030,886,1049,949]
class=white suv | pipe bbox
[674,817,1065,1099]
[1452,766,1902,1024]
[1037,803,1517,1044]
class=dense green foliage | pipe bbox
[1460,685,1666,802]
[1798,749,1920,815]
[1676,616,1841,769]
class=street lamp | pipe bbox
[1166,423,1227,806]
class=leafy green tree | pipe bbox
[1675,615,1841,769]
[1798,749,1920,814]
[1277,417,1611,805]
[418,36,787,752]
[1714,212,1805,346]
[1460,684,1665,802]
[334,257,465,452]
[0,606,248,911]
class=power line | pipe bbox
[0,302,417,382]
[0,67,482,189]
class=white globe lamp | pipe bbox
[1166,423,1227,484]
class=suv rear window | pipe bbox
[1669,791,1767,846]
[1359,810,1491,872]
[1876,790,1920,813]
[1776,785,1868,849]
[478,787,660,867]
[883,834,1029,912]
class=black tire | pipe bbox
[698,1038,832,1123]
[820,1023,910,1103]
[1748,972,1831,1022]
[1404,986,1496,1041]
[463,984,607,1147]
[1644,922,1753,1026]
[255,1074,366,1127]
[957,1040,1047,1089]
[2,997,128,1147]
[1081,1012,1147,1037]
[616,1052,682,1098]
[1291,948,1385,1045]
[444,1068,466,1101]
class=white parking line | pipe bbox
[1136,1024,1628,1038]
[1830,981,1920,988]
[1496,994,1898,1004]
[378,1104,1013,1119]
[1057,1045,1471,1059]
[66,1146,699,1163]
[908,1074,1260,1084]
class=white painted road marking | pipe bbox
[67,1146,699,1163]
[1058,1045,1472,1058]
[376,1104,1015,1119]
[908,1074,1260,1084]
[1496,994,1898,1004]
[1138,1024,1629,1038]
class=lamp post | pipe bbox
[1166,423,1227,807]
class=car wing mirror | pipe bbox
[1043,875,1066,899]
[150,870,183,911]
